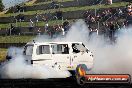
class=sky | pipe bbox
[2,0,29,10]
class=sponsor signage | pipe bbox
[84,74,131,83]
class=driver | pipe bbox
[72,44,80,53]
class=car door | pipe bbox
[51,44,71,70]
[71,43,93,70]
[32,45,53,67]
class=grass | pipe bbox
[0,36,34,61]
[29,0,74,6]
[0,2,128,17]
[25,0,37,6]
[0,48,7,61]
[0,36,35,43]
[0,19,74,29]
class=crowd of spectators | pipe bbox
[83,2,132,41]
[43,19,70,38]
[8,0,65,37]
[6,1,132,41]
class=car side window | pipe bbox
[37,45,50,55]
[52,44,69,54]
[72,43,87,54]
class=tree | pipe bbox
[0,0,4,11]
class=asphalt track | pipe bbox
[0,77,131,88]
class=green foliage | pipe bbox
[0,0,3,11]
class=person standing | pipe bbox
[29,19,34,32]
[35,13,39,27]
[45,22,49,33]
[60,25,65,36]
[108,22,115,42]
[107,0,112,5]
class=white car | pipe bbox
[23,41,94,73]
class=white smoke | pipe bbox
[1,19,132,78]
[91,28,132,74]
[62,19,132,75]
[6,46,23,57]
[55,19,132,75]
[0,47,71,79]
[2,0,29,10]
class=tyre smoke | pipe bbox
[65,20,132,75]
[34,19,132,75]
[0,47,71,79]
[1,19,132,78]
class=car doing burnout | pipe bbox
[22,42,94,73]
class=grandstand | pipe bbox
[0,0,131,43]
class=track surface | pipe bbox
[0,78,131,88]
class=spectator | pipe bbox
[42,15,48,22]
[63,19,70,31]
[126,3,132,15]
[16,5,21,13]
[108,22,115,41]
[56,10,63,20]
[37,28,41,35]
[90,16,96,23]
[8,24,14,35]
[35,13,39,26]
[118,8,123,17]
[60,25,65,36]
[107,0,112,5]
[45,22,49,32]
[83,11,89,18]
[16,14,25,22]
[50,1,59,9]
[122,21,127,29]
[20,14,25,21]
[115,22,120,30]
[29,19,34,32]
[50,26,55,38]
[96,14,101,21]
